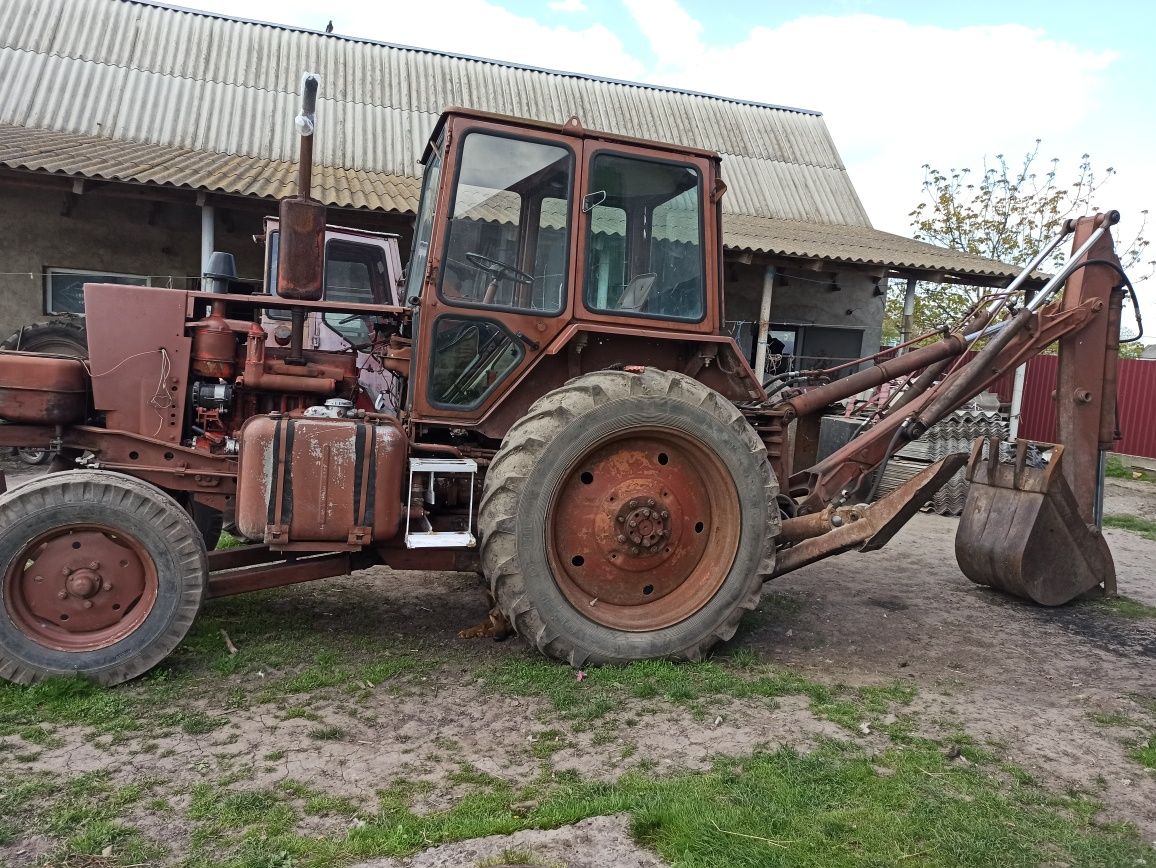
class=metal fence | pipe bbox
[986,355,1156,459]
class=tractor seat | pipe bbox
[615,273,657,311]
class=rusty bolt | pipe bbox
[617,534,626,543]
[661,510,669,519]
[88,561,100,570]
[57,590,68,600]
[61,566,72,576]
[83,600,93,609]
[641,508,651,518]
[629,500,638,508]
[631,547,640,555]
[1073,389,1093,404]
[617,515,625,523]
[647,498,655,506]
[629,520,637,527]
[103,584,114,592]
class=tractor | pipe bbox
[0,74,1138,684]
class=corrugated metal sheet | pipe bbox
[983,354,1156,459]
[723,214,1026,279]
[0,123,420,211]
[0,122,1031,277]
[0,0,870,226]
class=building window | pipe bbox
[45,268,148,315]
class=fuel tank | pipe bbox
[0,351,89,424]
[235,414,406,548]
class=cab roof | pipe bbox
[420,107,723,166]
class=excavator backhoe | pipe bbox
[0,74,1139,684]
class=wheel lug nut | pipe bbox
[103,584,114,592]
[61,566,72,576]
[82,600,93,609]
[641,508,650,517]
[57,590,68,600]
[631,547,640,555]
[617,516,625,523]
[628,520,637,527]
[629,500,637,508]
[648,499,655,506]
[661,511,669,519]
[616,534,626,543]
[88,561,100,570]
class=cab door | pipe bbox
[410,120,579,425]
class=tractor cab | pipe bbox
[402,110,734,431]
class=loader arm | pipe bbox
[771,212,1130,593]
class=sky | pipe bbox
[178,0,1155,330]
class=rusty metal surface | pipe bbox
[275,197,327,302]
[234,416,405,547]
[773,454,967,577]
[956,439,1114,605]
[190,303,237,379]
[1055,216,1122,521]
[0,351,88,424]
[546,427,740,631]
[207,553,353,598]
[3,524,157,651]
[84,283,191,444]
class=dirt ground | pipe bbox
[1,468,1155,865]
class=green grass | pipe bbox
[1094,593,1156,619]
[484,655,915,734]
[159,740,1152,867]
[1132,735,1156,771]
[1103,513,1156,542]
[0,769,163,865]
[1105,455,1156,483]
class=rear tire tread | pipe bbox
[479,367,778,666]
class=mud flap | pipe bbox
[955,438,1116,605]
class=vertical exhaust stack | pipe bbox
[277,73,327,364]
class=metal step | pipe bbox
[404,457,478,549]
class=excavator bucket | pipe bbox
[955,437,1116,605]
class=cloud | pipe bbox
[191,0,642,81]
[547,0,587,12]
[617,9,1122,237]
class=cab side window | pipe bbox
[583,154,705,322]
[439,132,572,314]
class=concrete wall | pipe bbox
[723,260,885,375]
[0,184,269,339]
[0,181,415,340]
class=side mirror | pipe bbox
[582,190,607,213]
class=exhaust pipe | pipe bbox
[277,72,326,364]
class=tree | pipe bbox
[886,143,1152,351]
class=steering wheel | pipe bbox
[465,252,534,286]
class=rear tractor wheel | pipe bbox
[0,471,207,685]
[478,368,779,666]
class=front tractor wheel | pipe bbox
[0,471,207,685]
[479,368,779,666]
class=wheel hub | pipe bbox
[5,527,156,650]
[547,428,740,631]
[617,498,670,554]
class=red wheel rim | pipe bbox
[3,525,158,652]
[547,427,741,631]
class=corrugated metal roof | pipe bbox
[0,0,870,226]
[0,123,420,211]
[722,214,1028,280]
[0,123,1027,279]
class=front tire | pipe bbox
[0,471,207,685]
[478,368,778,666]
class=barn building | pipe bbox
[0,0,1025,375]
